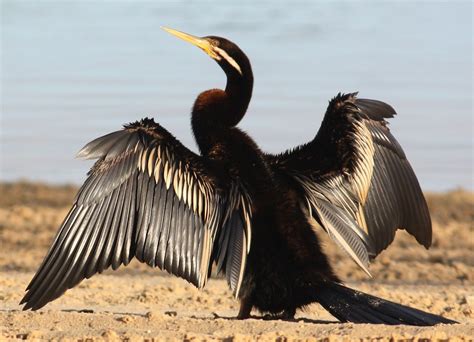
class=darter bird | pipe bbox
[20,27,456,326]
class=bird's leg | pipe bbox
[237,297,253,319]
[282,307,296,320]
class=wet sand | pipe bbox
[1,182,473,341]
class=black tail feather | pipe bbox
[314,281,457,326]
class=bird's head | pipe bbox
[162,27,251,81]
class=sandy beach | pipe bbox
[1,182,473,341]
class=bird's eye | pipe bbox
[207,38,219,47]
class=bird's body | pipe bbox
[21,28,455,325]
[240,190,339,318]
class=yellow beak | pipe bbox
[161,27,220,60]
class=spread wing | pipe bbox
[21,118,252,310]
[266,93,431,275]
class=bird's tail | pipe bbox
[313,281,457,326]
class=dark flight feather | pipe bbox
[265,92,432,271]
[20,118,252,310]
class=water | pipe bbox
[1,1,472,191]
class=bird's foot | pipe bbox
[237,297,253,319]
[261,308,296,321]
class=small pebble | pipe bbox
[116,315,133,323]
[165,310,177,317]
[101,329,119,341]
[466,295,474,309]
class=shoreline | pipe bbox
[1,181,473,340]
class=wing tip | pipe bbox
[75,129,133,160]
[421,236,432,250]
[355,98,397,120]
[20,299,33,311]
[19,287,52,311]
[75,146,93,160]
[19,296,27,306]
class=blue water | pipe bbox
[1,1,472,191]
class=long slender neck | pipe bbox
[224,73,253,126]
[191,72,253,155]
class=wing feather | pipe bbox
[312,199,371,275]
[265,93,431,273]
[21,118,252,310]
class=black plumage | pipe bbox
[21,27,455,325]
